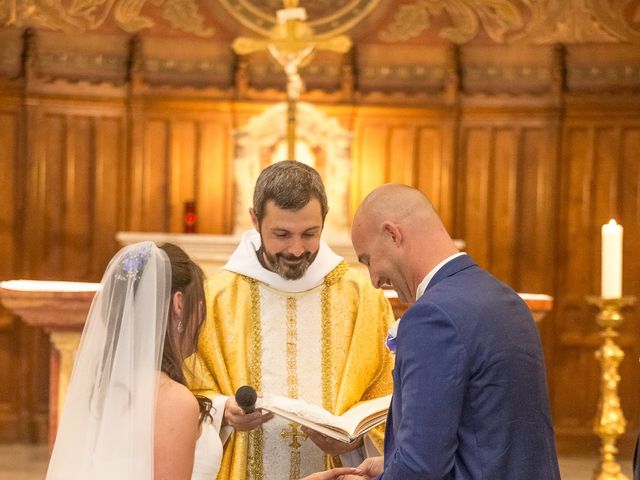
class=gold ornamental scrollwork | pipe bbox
[379,0,524,43]
[218,0,382,38]
[0,0,214,37]
[379,0,640,44]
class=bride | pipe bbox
[46,242,223,479]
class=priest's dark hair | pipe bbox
[159,242,212,425]
[252,160,329,224]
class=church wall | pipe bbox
[0,9,639,456]
[1,83,639,453]
[349,107,457,230]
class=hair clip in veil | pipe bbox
[118,243,153,281]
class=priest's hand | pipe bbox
[300,427,364,456]
[298,467,362,479]
[342,456,384,480]
[223,396,273,432]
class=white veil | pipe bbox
[46,241,171,480]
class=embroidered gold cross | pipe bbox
[281,421,306,449]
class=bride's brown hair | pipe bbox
[159,242,212,425]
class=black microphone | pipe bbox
[235,385,257,414]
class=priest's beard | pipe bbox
[259,244,319,280]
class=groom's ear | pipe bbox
[172,291,184,319]
[381,221,402,248]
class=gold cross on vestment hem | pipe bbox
[281,421,307,449]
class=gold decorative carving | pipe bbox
[513,0,640,44]
[379,0,524,43]
[218,0,382,38]
[0,0,214,37]
[379,0,640,44]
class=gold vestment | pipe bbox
[189,262,394,480]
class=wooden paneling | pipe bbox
[459,127,492,267]
[516,126,559,294]
[349,110,456,228]
[0,111,17,276]
[140,119,169,232]
[387,126,415,185]
[93,117,126,277]
[415,125,454,230]
[169,120,197,233]
[0,69,638,460]
[351,121,388,209]
[198,120,234,234]
[0,109,19,440]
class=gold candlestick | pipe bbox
[586,296,636,480]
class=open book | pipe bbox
[257,393,391,444]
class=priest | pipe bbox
[189,161,395,480]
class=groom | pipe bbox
[343,184,560,479]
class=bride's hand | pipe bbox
[299,467,362,479]
[223,396,273,432]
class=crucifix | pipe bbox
[232,0,352,160]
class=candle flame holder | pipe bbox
[585,295,636,480]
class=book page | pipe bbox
[258,394,336,425]
[331,395,392,433]
[257,393,391,435]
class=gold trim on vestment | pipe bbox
[247,279,263,480]
[320,279,334,470]
[286,297,298,399]
[285,296,302,479]
[321,262,348,469]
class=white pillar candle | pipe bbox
[601,219,623,299]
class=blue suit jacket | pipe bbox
[377,255,560,479]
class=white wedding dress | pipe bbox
[191,413,224,479]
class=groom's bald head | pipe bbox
[354,184,439,231]
[351,184,458,303]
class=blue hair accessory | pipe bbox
[121,243,153,279]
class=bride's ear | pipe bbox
[172,291,184,320]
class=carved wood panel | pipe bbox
[554,119,640,453]
[349,109,456,231]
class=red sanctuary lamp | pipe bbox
[184,201,197,233]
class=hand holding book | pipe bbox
[256,393,391,444]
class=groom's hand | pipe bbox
[301,427,364,456]
[299,467,362,479]
[348,456,384,479]
[223,396,273,431]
